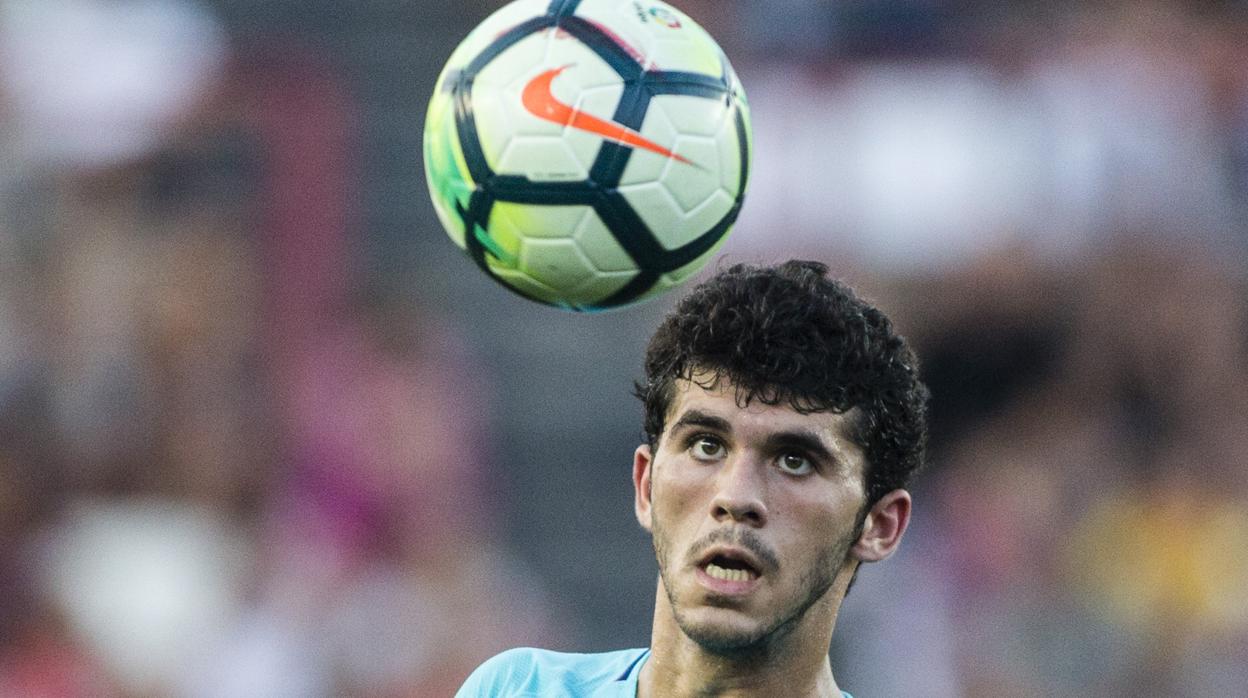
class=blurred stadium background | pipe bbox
[2,0,1247,695]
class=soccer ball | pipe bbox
[423,0,751,311]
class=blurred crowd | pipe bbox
[837,243,1248,696]
[0,2,558,695]
[2,0,1247,696]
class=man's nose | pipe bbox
[709,455,768,527]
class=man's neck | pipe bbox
[637,587,843,698]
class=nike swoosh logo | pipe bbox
[522,65,694,166]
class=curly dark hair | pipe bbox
[635,260,929,506]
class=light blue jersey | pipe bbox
[456,648,648,697]
[455,647,854,697]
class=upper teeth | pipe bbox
[706,562,754,582]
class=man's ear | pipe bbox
[850,489,911,563]
[633,444,654,532]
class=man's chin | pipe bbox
[675,609,772,655]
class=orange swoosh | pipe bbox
[522,65,694,166]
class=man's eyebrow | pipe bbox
[763,431,838,465]
[669,409,732,434]
[668,410,848,467]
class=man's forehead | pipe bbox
[665,375,860,447]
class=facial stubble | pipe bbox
[651,501,863,657]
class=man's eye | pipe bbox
[779,453,813,475]
[690,437,724,460]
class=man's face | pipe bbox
[634,375,872,654]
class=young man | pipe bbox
[458,260,930,697]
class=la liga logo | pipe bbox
[648,6,681,28]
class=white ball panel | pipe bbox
[681,189,736,239]
[474,32,557,169]
[618,100,676,186]
[643,33,724,76]
[468,84,513,168]
[497,136,587,181]
[474,31,549,96]
[496,203,592,240]
[490,266,562,305]
[617,181,685,250]
[665,135,721,212]
[566,82,628,171]
[621,94,732,195]
[715,105,745,195]
[617,181,678,224]
[567,270,637,304]
[619,180,735,250]
[574,213,637,272]
[518,238,597,291]
[652,94,729,137]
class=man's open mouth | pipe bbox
[700,552,760,583]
